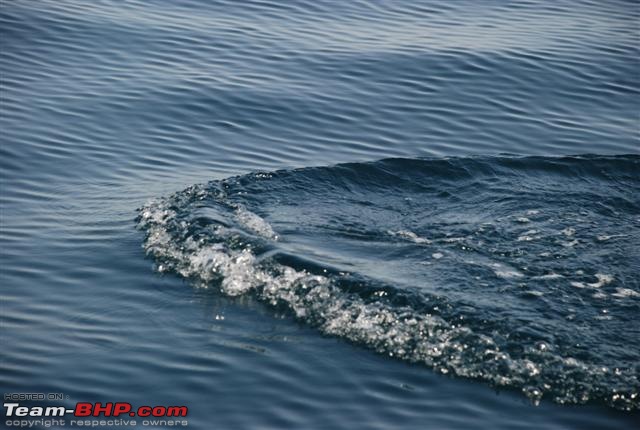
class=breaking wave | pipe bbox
[137,156,640,410]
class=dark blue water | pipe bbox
[2,1,639,429]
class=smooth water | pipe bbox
[2,1,639,429]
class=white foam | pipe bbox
[495,269,524,279]
[534,273,564,280]
[235,206,278,240]
[518,229,539,241]
[570,273,614,289]
[492,263,524,279]
[441,237,465,243]
[388,230,431,244]
[596,234,627,242]
[562,239,579,247]
[612,288,640,299]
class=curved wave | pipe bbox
[137,156,640,410]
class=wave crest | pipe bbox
[137,156,640,410]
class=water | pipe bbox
[138,155,640,411]
[2,1,639,429]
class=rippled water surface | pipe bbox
[2,1,639,429]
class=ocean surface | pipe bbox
[1,1,639,429]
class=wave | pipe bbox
[137,155,640,410]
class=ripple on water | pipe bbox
[2,0,639,428]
